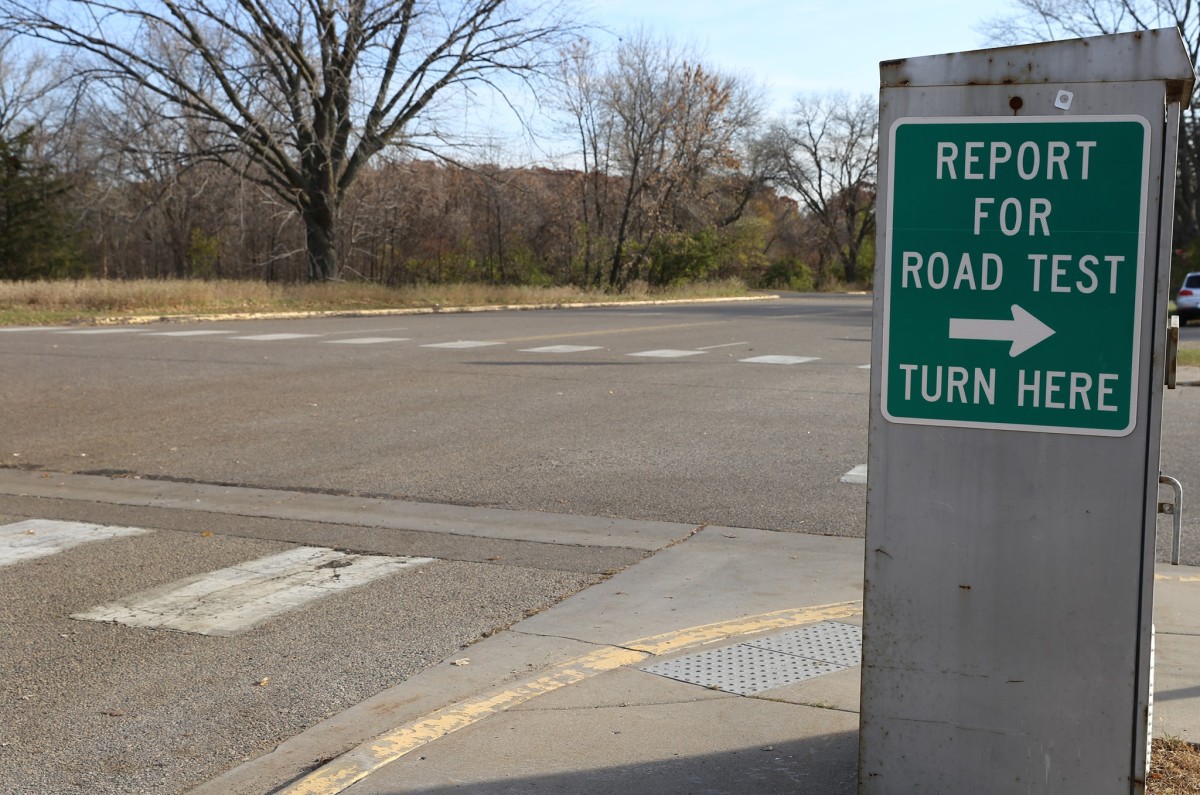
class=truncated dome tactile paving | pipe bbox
[638,620,862,696]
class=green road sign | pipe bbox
[881,116,1150,436]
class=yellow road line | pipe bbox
[279,599,862,795]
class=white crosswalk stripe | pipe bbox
[322,337,411,344]
[841,464,868,484]
[421,340,504,349]
[521,345,603,353]
[144,330,236,337]
[739,355,819,365]
[231,333,321,341]
[628,349,705,358]
[0,520,153,567]
[71,546,434,636]
[1,518,435,637]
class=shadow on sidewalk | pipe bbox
[360,730,857,795]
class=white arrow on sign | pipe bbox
[948,304,1055,357]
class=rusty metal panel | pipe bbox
[881,28,1194,106]
[861,28,1192,795]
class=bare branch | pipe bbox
[0,0,580,278]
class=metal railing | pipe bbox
[1160,474,1184,564]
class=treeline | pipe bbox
[10,148,856,291]
[0,6,878,291]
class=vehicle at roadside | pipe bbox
[1177,272,1200,324]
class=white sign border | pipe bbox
[880,114,1151,437]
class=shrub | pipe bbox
[759,259,815,292]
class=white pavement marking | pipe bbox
[698,342,750,350]
[0,520,153,567]
[231,333,322,341]
[420,341,504,349]
[840,465,868,485]
[520,345,603,353]
[322,337,411,345]
[72,547,434,637]
[144,330,236,337]
[0,327,57,332]
[739,355,820,365]
[58,328,146,334]
[858,364,871,370]
[627,349,705,358]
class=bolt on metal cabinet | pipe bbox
[861,29,1194,794]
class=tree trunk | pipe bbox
[842,255,858,284]
[303,199,338,281]
[1176,123,1200,244]
[608,191,637,289]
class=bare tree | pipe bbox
[0,35,65,140]
[762,93,878,284]
[556,37,613,286]
[1,0,577,280]
[558,31,762,288]
[983,0,1200,260]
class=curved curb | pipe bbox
[277,600,862,795]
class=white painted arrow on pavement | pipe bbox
[948,304,1055,357]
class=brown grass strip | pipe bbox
[1150,737,1200,794]
[0,278,754,326]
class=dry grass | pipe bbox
[0,278,753,325]
[1150,737,1200,794]
[1180,347,1200,368]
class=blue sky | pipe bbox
[454,0,1028,161]
[585,0,1021,112]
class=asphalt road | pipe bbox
[0,295,874,535]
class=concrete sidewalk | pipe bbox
[190,524,1200,795]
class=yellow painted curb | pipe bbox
[279,600,862,795]
[627,602,863,656]
[1155,573,1200,583]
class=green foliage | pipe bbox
[186,228,221,278]
[0,131,82,280]
[644,229,721,286]
[716,217,770,281]
[522,265,556,288]
[856,235,876,289]
[759,258,815,292]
